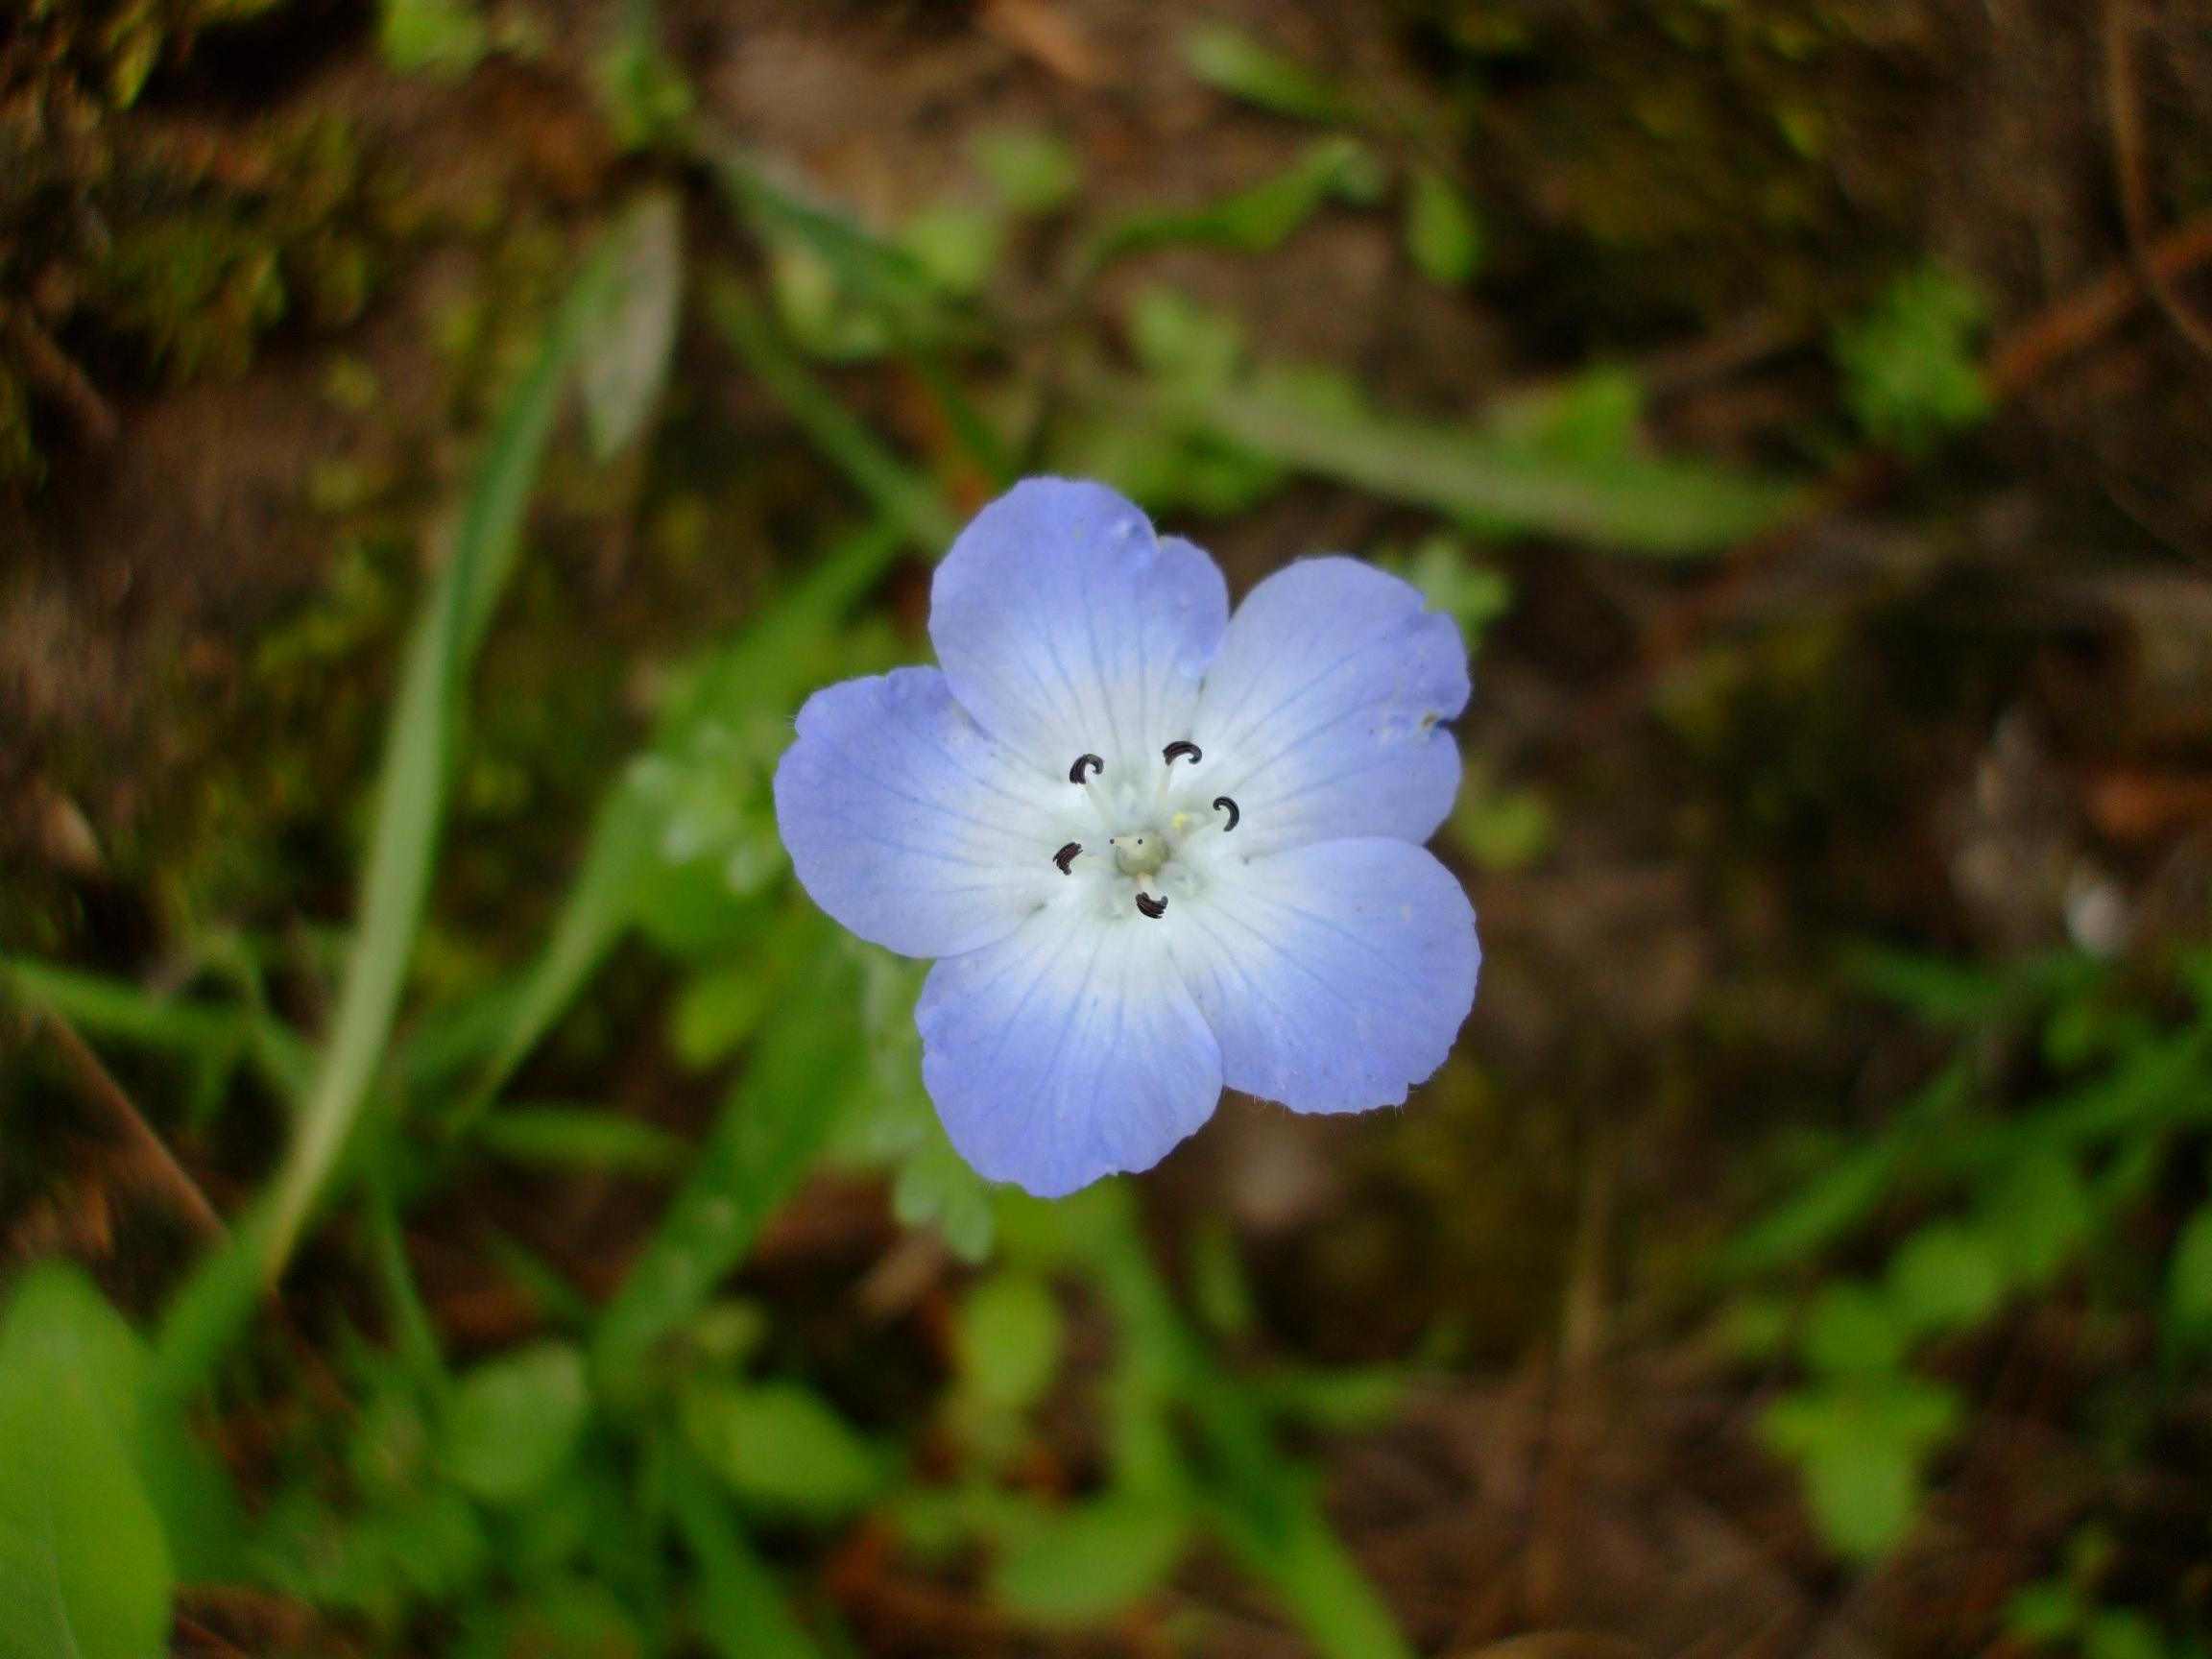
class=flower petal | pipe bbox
[1171,838,1478,1115]
[774,666,1077,959]
[917,895,1224,1197]
[1192,557,1468,856]
[929,479,1230,781]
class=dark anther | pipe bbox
[1213,796,1240,831]
[1162,740,1202,767]
[1070,753,1105,783]
[1053,842,1082,875]
[1135,892,1168,919]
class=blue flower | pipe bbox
[773,478,1479,1198]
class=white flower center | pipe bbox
[1054,743,1239,920]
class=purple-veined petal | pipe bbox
[917,892,1224,1197]
[929,479,1229,783]
[774,666,1080,959]
[1170,838,1478,1115]
[1191,557,1467,856]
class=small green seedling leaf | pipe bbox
[1979,1152,2090,1287]
[1404,168,1481,288]
[682,1382,880,1520]
[900,204,1004,298]
[2167,1202,2212,1353]
[971,128,1082,214]
[1799,1282,1908,1378]
[1129,286,1247,394]
[1385,535,1512,643]
[437,1342,589,1504]
[1835,260,1992,457]
[1449,766,1553,874]
[1762,1372,1958,1560]
[1185,23,1365,125]
[957,1273,1065,1412]
[379,0,486,76]
[1087,137,1383,269]
[2006,1577,2087,1644]
[991,1494,1191,1624]
[1887,1222,2005,1336]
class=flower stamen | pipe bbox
[1053,841,1082,874]
[1134,892,1167,919]
[1162,740,1202,767]
[1069,753,1104,783]
[1213,796,1239,831]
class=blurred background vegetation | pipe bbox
[5,0,2212,1655]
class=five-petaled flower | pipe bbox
[772,478,1479,1198]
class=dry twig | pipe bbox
[38,1009,226,1242]
[2104,0,2212,361]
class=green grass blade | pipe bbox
[1202,383,1802,556]
[0,955,311,1103]
[257,217,635,1282]
[1082,137,1382,274]
[451,519,905,1130]
[592,935,865,1379]
[1217,1488,1413,1659]
[667,1453,825,1659]
[471,1104,688,1173]
[704,271,957,555]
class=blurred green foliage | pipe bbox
[1835,260,1993,456]
[3,4,2127,1656]
[1719,940,2212,1646]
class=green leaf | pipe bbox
[1404,168,1481,287]
[971,128,1082,215]
[2167,1202,2212,1352]
[591,943,869,1377]
[899,204,1003,299]
[2084,1611,2169,1659]
[681,1382,880,1520]
[1762,1374,1958,1560]
[992,1494,1190,1624]
[665,1456,823,1659]
[378,0,485,75]
[1213,1485,1414,1659]
[1198,376,1800,557]
[471,1105,688,1173]
[0,956,311,1107]
[2006,1578,2087,1644]
[0,1267,173,1659]
[1184,23,1365,125]
[957,1274,1064,1412]
[578,190,685,461]
[670,916,817,1069]
[454,517,905,1129]
[720,159,946,345]
[1086,137,1384,270]
[1835,260,1992,457]
[704,271,957,554]
[436,1342,590,1504]
[1978,1153,2090,1286]
[1719,1143,1895,1277]
[1886,1222,2005,1335]
[258,211,639,1284]
[1382,535,1512,643]
[891,1131,996,1262]
[595,23,694,152]
[1799,1282,1908,1378]
[1128,285,1247,394]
